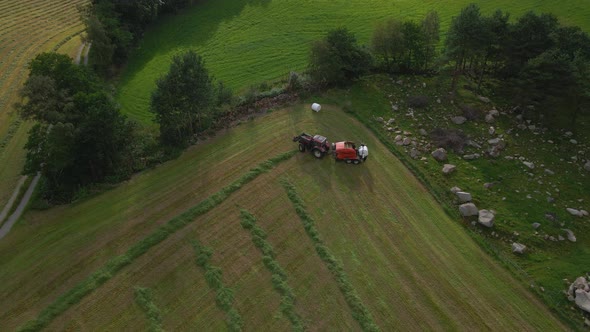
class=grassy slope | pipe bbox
[117,0,590,123]
[0,105,565,330]
[0,0,86,208]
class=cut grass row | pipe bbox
[239,210,304,331]
[117,0,590,123]
[191,240,243,331]
[133,287,164,332]
[281,178,379,332]
[18,150,296,331]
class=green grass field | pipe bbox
[0,105,566,330]
[117,0,590,123]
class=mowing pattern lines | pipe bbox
[281,178,379,332]
[134,287,165,332]
[239,210,305,331]
[18,150,296,332]
[191,240,243,331]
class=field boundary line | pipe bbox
[239,209,305,331]
[280,178,379,332]
[134,287,165,332]
[18,150,297,332]
[191,240,243,331]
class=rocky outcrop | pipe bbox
[567,277,590,313]
[459,203,478,217]
[455,192,472,203]
[478,209,494,227]
[431,148,447,161]
[562,229,576,242]
[442,164,456,175]
[511,243,526,254]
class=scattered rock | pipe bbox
[567,277,590,313]
[392,104,399,111]
[450,186,462,194]
[386,118,395,125]
[545,213,556,222]
[558,235,565,241]
[484,182,495,189]
[512,243,527,254]
[467,140,482,149]
[488,126,495,135]
[566,208,582,217]
[376,117,384,123]
[402,137,411,146]
[562,229,576,242]
[395,135,402,142]
[409,148,420,159]
[488,138,501,145]
[489,109,499,117]
[478,96,491,103]
[419,128,428,136]
[442,164,456,175]
[532,222,541,229]
[581,210,589,216]
[456,192,472,203]
[570,139,578,144]
[478,209,495,227]
[485,114,495,123]
[451,116,467,125]
[459,203,478,217]
[463,154,480,160]
[585,160,590,172]
[544,169,554,175]
[565,131,573,137]
[523,161,535,169]
[436,98,441,104]
[431,148,447,162]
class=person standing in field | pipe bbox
[358,143,368,161]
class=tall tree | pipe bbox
[17,52,134,201]
[150,50,216,147]
[309,27,372,86]
[371,18,404,71]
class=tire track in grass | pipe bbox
[18,150,297,332]
[280,178,379,332]
[191,240,243,332]
[239,209,305,332]
[134,286,164,332]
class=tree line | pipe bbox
[308,5,590,126]
[17,3,590,202]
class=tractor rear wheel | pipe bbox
[313,149,323,158]
[298,143,306,152]
[353,159,360,165]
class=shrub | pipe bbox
[407,95,430,108]
[429,128,468,153]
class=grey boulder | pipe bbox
[459,203,478,217]
[511,243,527,254]
[478,209,495,227]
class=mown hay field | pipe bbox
[0,105,565,330]
[117,0,590,123]
[0,0,86,208]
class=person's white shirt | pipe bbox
[359,145,368,158]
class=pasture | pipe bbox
[117,0,590,123]
[0,105,565,330]
[0,0,85,209]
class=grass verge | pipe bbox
[280,178,379,332]
[18,150,297,332]
[134,287,164,332]
[191,240,243,332]
[239,209,305,331]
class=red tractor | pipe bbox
[293,133,330,158]
[331,141,367,164]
